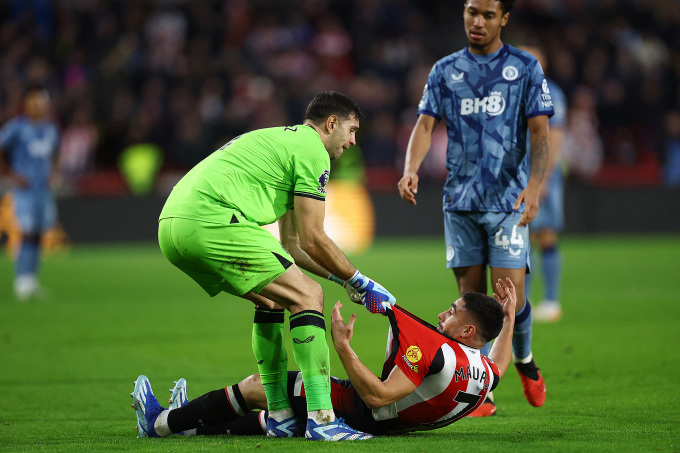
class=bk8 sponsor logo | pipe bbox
[460,91,506,116]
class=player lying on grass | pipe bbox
[131,278,517,437]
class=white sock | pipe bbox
[153,410,173,437]
[269,408,294,422]
[14,274,38,300]
[513,352,534,364]
[308,409,335,425]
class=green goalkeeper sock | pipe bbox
[252,308,290,412]
[289,310,332,412]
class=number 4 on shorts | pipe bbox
[495,226,524,249]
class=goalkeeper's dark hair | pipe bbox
[305,91,365,125]
[461,292,504,343]
[464,0,514,14]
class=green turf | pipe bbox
[1,236,679,452]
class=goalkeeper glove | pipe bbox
[346,270,396,315]
[327,273,362,304]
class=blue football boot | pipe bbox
[266,414,302,438]
[131,375,166,438]
[305,417,373,441]
[168,378,188,410]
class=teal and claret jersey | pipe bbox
[418,43,555,213]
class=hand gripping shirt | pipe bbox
[370,305,500,434]
[418,43,554,212]
[160,125,330,225]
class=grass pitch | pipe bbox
[0,235,679,452]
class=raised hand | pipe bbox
[493,277,517,318]
[330,301,356,348]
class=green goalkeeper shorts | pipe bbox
[158,214,294,297]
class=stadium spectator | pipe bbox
[562,86,604,181]
[57,105,98,185]
[0,0,678,187]
[397,0,549,417]
[153,91,395,441]
[131,279,517,437]
[519,44,568,323]
[0,84,60,300]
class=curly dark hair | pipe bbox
[461,292,505,343]
[499,0,515,14]
[465,0,515,14]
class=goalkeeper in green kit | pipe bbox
[135,91,395,441]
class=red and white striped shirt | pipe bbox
[373,305,500,433]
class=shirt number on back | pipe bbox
[453,390,483,414]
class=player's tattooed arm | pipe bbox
[529,134,549,184]
[514,115,550,226]
[527,114,550,184]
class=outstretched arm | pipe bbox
[288,197,396,309]
[331,301,416,408]
[279,209,363,303]
[288,195,356,280]
[488,278,517,379]
[278,209,338,279]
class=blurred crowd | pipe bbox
[1,0,680,193]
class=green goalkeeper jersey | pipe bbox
[160,125,330,226]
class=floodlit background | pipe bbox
[0,1,679,451]
[0,0,679,250]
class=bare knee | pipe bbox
[453,265,487,295]
[293,280,323,313]
[536,230,558,249]
[257,267,324,313]
[242,373,262,387]
[238,374,267,410]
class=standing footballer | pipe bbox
[398,0,552,416]
[519,43,568,323]
[0,85,60,301]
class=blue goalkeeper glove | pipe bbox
[346,270,396,315]
[328,273,362,305]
